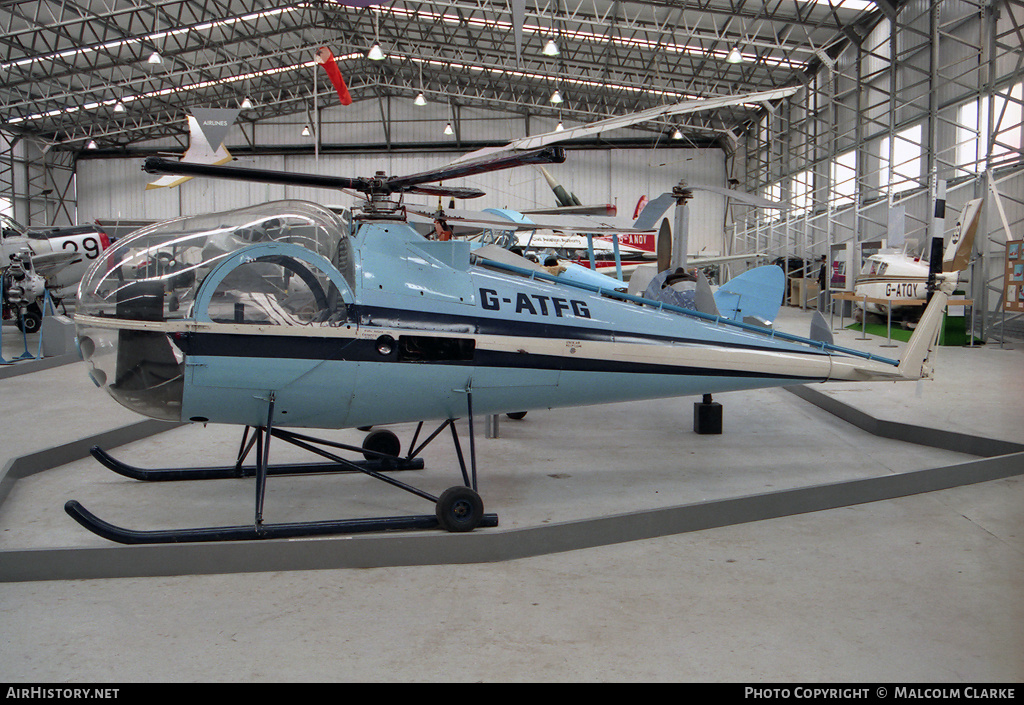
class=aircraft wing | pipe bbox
[448,86,799,166]
[633,186,788,231]
[406,208,548,234]
[520,204,617,217]
[687,252,768,267]
[409,207,653,235]
[510,213,651,234]
[27,250,83,278]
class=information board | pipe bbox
[1006,240,1024,313]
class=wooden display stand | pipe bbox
[829,291,973,347]
[788,277,820,307]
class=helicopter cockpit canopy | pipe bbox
[78,200,354,321]
[76,201,355,421]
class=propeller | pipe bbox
[143,145,566,201]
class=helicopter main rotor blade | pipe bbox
[387,146,566,191]
[449,86,799,165]
[405,184,487,199]
[143,156,367,191]
[144,146,564,199]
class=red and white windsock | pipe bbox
[315,47,352,106]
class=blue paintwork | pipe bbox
[77,202,899,430]
[714,265,786,325]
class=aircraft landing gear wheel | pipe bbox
[436,486,484,532]
[506,411,527,420]
[15,303,42,334]
[362,429,401,461]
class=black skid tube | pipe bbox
[64,500,498,544]
[89,445,424,482]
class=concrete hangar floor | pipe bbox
[1,305,1021,682]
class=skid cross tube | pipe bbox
[270,428,439,504]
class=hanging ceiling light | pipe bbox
[556,121,564,132]
[301,125,311,136]
[414,92,427,106]
[86,140,98,150]
[672,128,683,140]
[444,122,454,135]
[113,101,125,113]
[240,96,253,109]
[727,47,743,64]
[147,51,162,64]
[367,42,385,61]
[542,38,560,56]
[549,89,563,104]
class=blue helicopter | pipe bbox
[66,145,966,544]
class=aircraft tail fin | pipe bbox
[894,214,977,380]
[539,166,582,207]
[943,198,983,273]
[146,115,232,190]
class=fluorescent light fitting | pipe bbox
[147,51,162,64]
[414,92,427,106]
[542,38,560,56]
[367,42,385,61]
[549,89,563,104]
[301,125,311,136]
[727,47,743,64]
[444,122,454,135]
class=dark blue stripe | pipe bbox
[174,332,822,382]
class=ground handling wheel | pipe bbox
[361,429,401,461]
[435,486,485,532]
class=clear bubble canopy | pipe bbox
[75,200,355,421]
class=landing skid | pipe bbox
[66,399,498,544]
[88,441,425,482]
[64,500,493,544]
